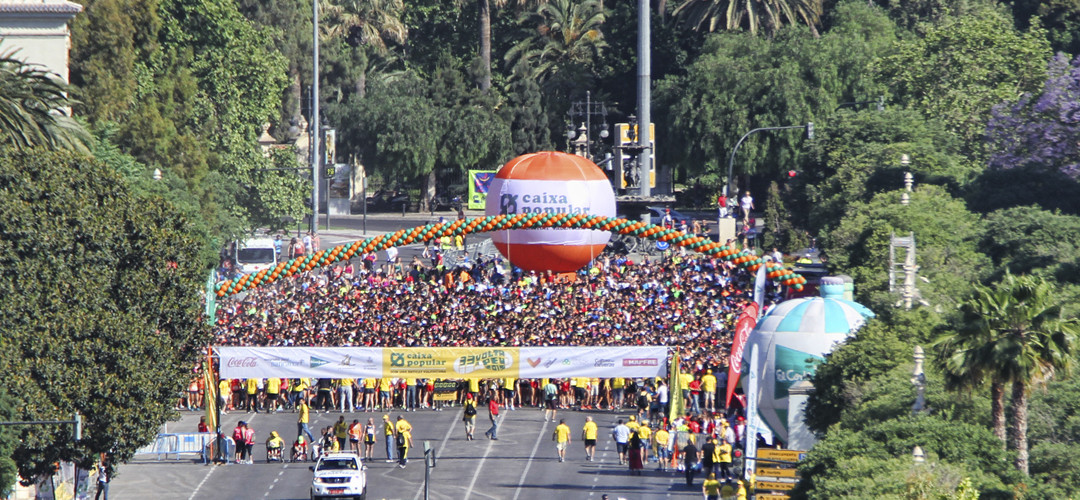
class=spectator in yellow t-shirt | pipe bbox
[701,370,717,413]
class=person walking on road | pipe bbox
[463,393,478,440]
[484,391,500,440]
[396,422,413,468]
[654,426,671,471]
[683,438,701,486]
[543,380,558,422]
[382,415,396,462]
[297,400,315,457]
[612,419,631,465]
[582,416,598,461]
[701,436,718,479]
[553,419,571,462]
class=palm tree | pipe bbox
[323,0,406,52]
[936,294,1008,443]
[460,0,549,93]
[672,0,821,37]
[505,0,607,85]
[322,0,407,98]
[0,52,90,153]
[935,273,1078,475]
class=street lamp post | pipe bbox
[725,123,814,199]
[310,0,320,235]
[566,91,609,161]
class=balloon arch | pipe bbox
[213,213,806,298]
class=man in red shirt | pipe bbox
[484,390,500,440]
[688,376,702,414]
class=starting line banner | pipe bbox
[217,346,668,379]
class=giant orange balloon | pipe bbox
[485,152,616,272]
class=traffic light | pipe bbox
[73,413,82,441]
[806,122,814,140]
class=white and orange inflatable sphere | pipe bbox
[484,151,617,272]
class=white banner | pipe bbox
[518,346,668,379]
[219,347,384,379]
[217,346,668,379]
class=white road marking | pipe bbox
[511,418,549,500]
[465,413,505,499]
[186,465,216,500]
[412,410,461,500]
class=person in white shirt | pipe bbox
[612,420,632,465]
[739,191,754,222]
[656,382,669,417]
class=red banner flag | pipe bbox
[725,302,759,408]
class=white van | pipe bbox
[234,238,278,275]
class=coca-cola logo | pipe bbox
[227,357,258,368]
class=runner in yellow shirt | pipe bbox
[612,377,625,410]
[363,378,376,411]
[503,378,517,410]
[654,427,671,471]
[379,378,392,410]
[582,416,598,461]
[265,377,281,413]
[637,425,652,463]
[553,419,572,462]
[467,378,481,400]
[245,378,258,412]
[218,379,231,413]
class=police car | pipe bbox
[310,452,367,500]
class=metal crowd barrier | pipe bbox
[134,432,216,462]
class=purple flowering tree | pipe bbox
[987,53,1080,178]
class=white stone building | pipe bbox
[0,0,83,82]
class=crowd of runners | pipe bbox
[202,246,777,497]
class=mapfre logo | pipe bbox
[622,358,659,367]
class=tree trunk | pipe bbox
[355,68,366,99]
[1010,380,1029,475]
[991,380,1006,444]
[477,0,492,92]
[354,50,368,99]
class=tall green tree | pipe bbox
[0,147,210,480]
[657,1,896,188]
[873,9,1050,156]
[0,54,91,153]
[825,184,989,309]
[935,274,1079,475]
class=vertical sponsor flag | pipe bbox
[744,344,759,479]
[205,270,218,326]
[754,261,767,312]
[668,349,684,423]
[203,355,218,431]
[725,302,759,408]
[468,170,497,209]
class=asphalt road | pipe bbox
[113,408,700,500]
